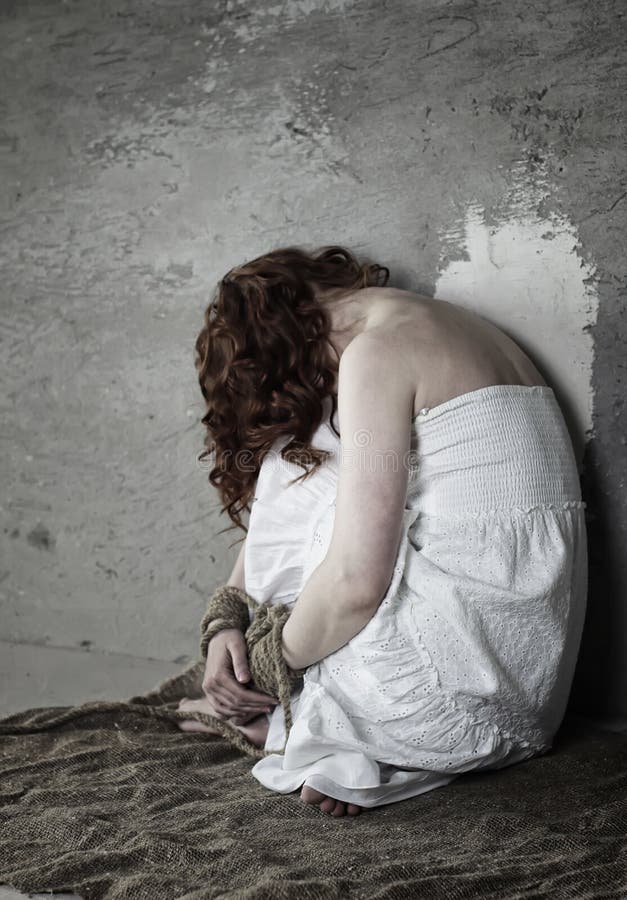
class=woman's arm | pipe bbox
[281,557,382,670]
[281,331,415,670]
[227,538,246,590]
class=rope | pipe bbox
[0,585,305,761]
[191,584,307,757]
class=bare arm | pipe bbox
[227,538,246,591]
[281,332,414,670]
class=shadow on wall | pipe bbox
[571,441,622,717]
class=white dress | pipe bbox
[244,385,588,808]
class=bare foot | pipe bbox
[301,784,362,817]
[176,696,270,749]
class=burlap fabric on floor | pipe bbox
[0,657,626,900]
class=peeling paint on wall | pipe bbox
[435,182,598,466]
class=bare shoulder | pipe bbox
[354,287,436,364]
[338,287,435,402]
[351,287,547,410]
[337,329,402,387]
[340,317,407,362]
[337,299,419,421]
[362,287,440,334]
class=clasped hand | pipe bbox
[195,627,279,725]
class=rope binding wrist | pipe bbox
[191,584,307,758]
[199,584,252,659]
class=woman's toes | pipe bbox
[175,697,222,734]
[300,786,336,814]
[300,785,327,806]
[300,784,362,817]
[331,801,347,817]
[319,796,336,814]
[177,719,213,733]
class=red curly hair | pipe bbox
[194,244,390,536]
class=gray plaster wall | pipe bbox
[1,1,625,715]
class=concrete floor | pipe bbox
[0,640,184,717]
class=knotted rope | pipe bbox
[188,584,307,758]
[0,585,303,761]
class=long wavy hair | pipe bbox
[195,244,390,537]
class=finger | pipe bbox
[220,688,277,713]
[218,673,279,706]
[227,641,252,684]
[210,677,278,710]
[221,697,275,716]
[203,672,272,706]
[218,702,267,721]
[210,697,240,719]
[206,668,279,708]
[181,698,228,721]
[209,685,274,715]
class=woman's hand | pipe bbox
[202,628,279,725]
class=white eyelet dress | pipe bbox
[244,386,588,808]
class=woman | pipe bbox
[178,245,588,818]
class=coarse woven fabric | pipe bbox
[0,583,304,764]
[6,583,309,764]
[0,659,625,900]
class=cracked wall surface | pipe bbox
[0,0,625,714]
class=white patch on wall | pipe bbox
[434,200,598,466]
